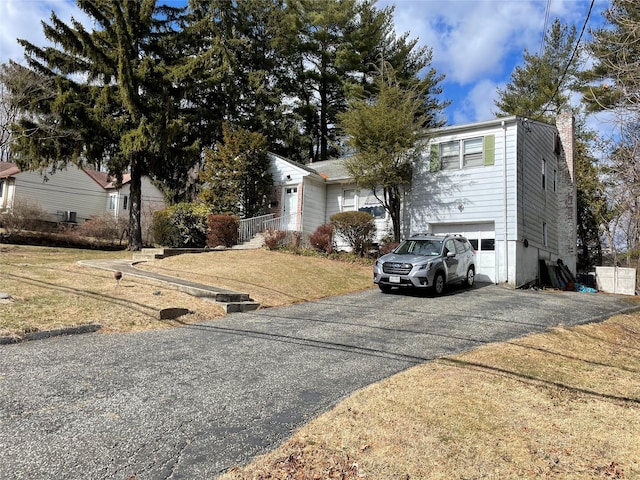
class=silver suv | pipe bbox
[373,234,476,294]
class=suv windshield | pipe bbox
[394,239,443,256]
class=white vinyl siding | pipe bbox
[301,178,325,234]
[11,167,106,223]
[518,122,559,255]
[415,129,513,235]
[8,166,164,225]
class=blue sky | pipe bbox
[0,0,611,128]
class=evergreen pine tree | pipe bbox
[6,0,198,250]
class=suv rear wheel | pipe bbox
[463,266,475,288]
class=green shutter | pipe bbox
[484,135,495,166]
[429,144,440,172]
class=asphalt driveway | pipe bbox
[0,284,635,479]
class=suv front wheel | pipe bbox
[433,272,445,295]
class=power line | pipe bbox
[539,0,552,56]
[536,0,596,119]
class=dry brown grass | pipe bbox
[3,244,639,478]
[0,245,373,338]
[136,249,374,308]
[220,313,640,480]
[0,245,227,338]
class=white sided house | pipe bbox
[265,153,392,245]
[412,113,576,286]
[264,113,576,288]
[0,162,165,225]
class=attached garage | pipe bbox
[431,223,496,283]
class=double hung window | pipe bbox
[439,137,485,169]
[342,189,356,211]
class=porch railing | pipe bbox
[237,213,299,244]
[238,213,276,243]
[262,213,297,232]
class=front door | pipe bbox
[283,186,298,230]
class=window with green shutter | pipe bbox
[432,134,496,170]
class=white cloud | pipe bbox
[0,0,86,64]
[380,0,610,122]
[451,78,500,125]
[382,0,545,85]
[0,0,614,129]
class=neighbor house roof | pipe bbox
[0,161,20,178]
[0,161,130,190]
[82,168,131,190]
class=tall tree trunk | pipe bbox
[386,187,402,242]
[128,156,143,251]
[320,60,328,162]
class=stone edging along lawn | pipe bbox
[0,323,102,345]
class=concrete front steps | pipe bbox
[232,232,265,250]
[129,248,260,313]
[132,247,208,262]
[132,234,265,261]
[174,283,260,314]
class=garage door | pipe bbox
[431,223,495,282]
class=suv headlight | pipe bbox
[418,262,432,271]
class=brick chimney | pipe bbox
[555,112,577,273]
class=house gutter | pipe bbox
[502,120,508,284]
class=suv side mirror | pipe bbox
[447,251,456,258]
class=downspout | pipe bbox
[502,120,508,284]
[298,181,304,233]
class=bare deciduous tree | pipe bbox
[0,62,61,162]
[583,0,640,265]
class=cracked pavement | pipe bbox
[0,284,635,479]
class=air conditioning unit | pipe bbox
[65,211,77,223]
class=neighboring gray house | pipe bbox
[0,162,165,225]
[266,113,576,288]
